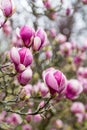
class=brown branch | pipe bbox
[6,97,53,115]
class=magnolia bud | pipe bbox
[10,47,20,65]
[20,25,35,47]
[1,0,15,17]
[17,67,32,85]
[43,68,67,95]
[66,8,71,16]
[45,50,52,59]
[65,79,83,100]
[43,0,51,9]
[10,47,33,72]
[60,42,72,56]
[22,124,32,130]
[56,34,67,44]
[33,28,47,51]
[71,102,85,114]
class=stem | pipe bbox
[0,18,8,29]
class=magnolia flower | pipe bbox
[1,0,15,17]
[32,28,47,51]
[20,25,35,47]
[43,68,67,95]
[10,47,33,72]
[65,79,83,100]
[71,102,85,114]
[17,67,32,85]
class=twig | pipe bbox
[0,18,8,29]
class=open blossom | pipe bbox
[65,79,83,100]
[17,67,32,85]
[1,0,15,17]
[10,47,33,72]
[43,68,67,95]
[20,25,35,47]
[33,28,47,51]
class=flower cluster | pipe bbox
[10,25,47,85]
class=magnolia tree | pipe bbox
[0,0,87,130]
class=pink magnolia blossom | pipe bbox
[6,113,22,125]
[25,109,32,122]
[1,0,15,17]
[20,25,35,47]
[22,124,32,130]
[71,102,85,114]
[33,28,47,51]
[77,67,87,79]
[81,42,87,52]
[43,68,67,95]
[50,28,56,38]
[73,55,82,66]
[77,67,84,78]
[43,0,51,9]
[37,82,49,97]
[82,0,87,4]
[10,47,33,72]
[20,84,33,98]
[33,114,42,122]
[45,50,52,59]
[75,113,84,123]
[38,101,45,108]
[56,34,67,44]
[17,67,32,85]
[60,42,72,56]
[65,79,83,100]
[50,12,57,20]
[55,119,63,128]
[66,8,71,16]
